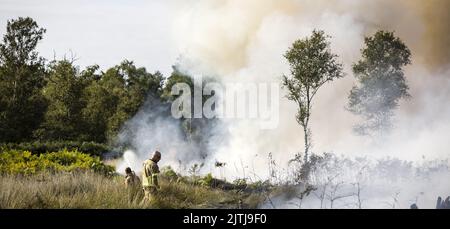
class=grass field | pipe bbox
[0,171,267,209]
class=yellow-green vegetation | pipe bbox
[0,149,114,175]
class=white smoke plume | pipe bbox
[260,154,450,209]
[170,0,450,167]
[115,0,450,208]
[115,96,226,174]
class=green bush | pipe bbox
[199,173,214,187]
[0,141,113,157]
[0,149,115,175]
[161,166,179,181]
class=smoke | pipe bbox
[406,0,450,68]
[115,0,450,207]
[260,155,450,209]
[169,0,450,162]
[115,94,228,175]
[172,0,450,72]
[114,96,198,174]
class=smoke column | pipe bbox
[169,0,450,165]
[115,0,450,208]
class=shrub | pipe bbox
[0,149,115,175]
[161,166,178,181]
[198,173,214,187]
[0,141,113,157]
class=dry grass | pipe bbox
[0,172,262,209]
[0,172,140,208]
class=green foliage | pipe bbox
[81,60,164,142]
[162,66,194,101]
[0,149,115,175]
[0,141,111,156]
[199,173,214,187]
[282,30,343,166]
[81,79,115,142]
[161,166,179,181]
[348,30,412,135]
[34,60,88,140]
[0,17,47,142]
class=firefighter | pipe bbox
[124,167,140,188]
[124,167,141,201]
[142,150,161,204]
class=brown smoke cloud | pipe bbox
[355,0,450,68]
[406,0,450,68]
[174,0,450,73]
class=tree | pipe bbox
[162,66,194,101]
[348,31,411,136]
[107,61,164,140]
[34,60,87,141]
[162,66,221,159]
[117,60,164,116]
[0,17,47,142]
[81,78,116,143]
[81,60,164,142]
[282,30,343,167]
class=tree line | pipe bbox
[0,17,194,144]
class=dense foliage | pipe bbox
[0,149,114,175]
[0,141,111,156]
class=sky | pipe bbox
[0,0,177,76]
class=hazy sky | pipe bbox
[0,0,178,76]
